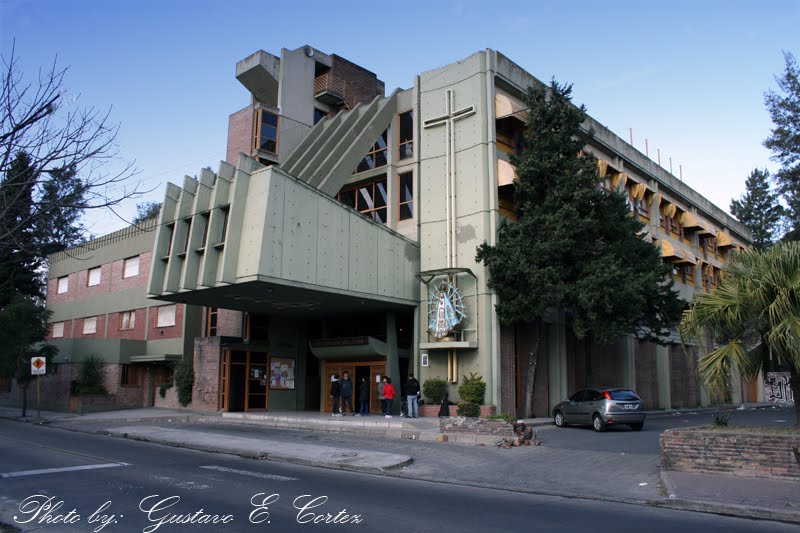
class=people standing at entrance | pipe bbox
[383,376,395,418]
[406,373,420,418]
[340,371,354,415]
[330,374,342,416]
[378,377,386,415]
[358,376,370,416]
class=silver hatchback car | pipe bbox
[552,387,646,432]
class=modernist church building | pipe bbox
[14,45,752,417]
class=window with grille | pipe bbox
[337,176,388,224]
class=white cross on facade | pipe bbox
[423,90,475,268]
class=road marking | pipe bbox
[1,462,129,479]
[200,465,297,481]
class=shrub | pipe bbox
[458,372,486,405]
[457,402,480,417]
[175,357,194,407]
[158,381,173,399]
[488,412,517,424]
[713,412,731,427]
[422,377,448,404]
[76,355,107,394]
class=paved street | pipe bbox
[1,419,797,533]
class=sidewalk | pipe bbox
[3,406,798,524]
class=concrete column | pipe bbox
[622,336,636,391]
[656,344,672,409]
[729,359,743,406]
[385,311,400,415]
[548,310,569,409]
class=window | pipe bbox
[52,322,65,338]
[57,276,69,294]
[337,176,387,224]
[157,305,177,328]
[672,264,694,285]
[254,110,279,154]
[206,307,218,336]
[83,316,97,334]
[87,267,102,287]
[398,111,413,160]
[120,311,136,331]
[182,219,192,253]
[219,206,230,245]
[200,213,210,249]
[356,130,388,172]
[314,108,328,124]
[123,256,140,278]
[398,172,413,221]
[700,235,718,260]
[120,365,143,386]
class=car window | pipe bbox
[608,389,640,401]
[585,390,600,401]
[569,390,585,402]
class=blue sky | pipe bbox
[2,0,798,234]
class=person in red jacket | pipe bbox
[382,376,395,418]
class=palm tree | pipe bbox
[680,242,800,426]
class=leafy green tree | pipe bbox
[476,80,683,386]
[680,242,800,426]
[764,51,800,235]
[0,294,57,417]
[132,201,162,225]
[730,168,785,250]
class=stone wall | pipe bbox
[661,428,800,481]
[439,417,514,438]
[192,337,222,411]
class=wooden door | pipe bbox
[370,364,385,414]
[323,364,357,412]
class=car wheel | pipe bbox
[592,414,607,432]
[630,423,644,431]
[554,411,566,428]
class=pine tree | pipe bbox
[764,51,800,236]
[476,79,683,348]
[730,168,784,250]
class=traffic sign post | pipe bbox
[30,357,46,419]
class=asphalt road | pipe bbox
[0,419,797,533]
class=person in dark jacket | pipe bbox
[358,376,370,416]
[340,371,354,415]
[330,374,342,416]
[406,373,420,418]
[438,392,451,417]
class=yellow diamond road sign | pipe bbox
[31,357,46,375]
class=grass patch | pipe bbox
[679,425,800,435]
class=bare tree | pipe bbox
[0,42,143,252]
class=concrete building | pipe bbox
[148,45,753,416]
[1,45,754,415]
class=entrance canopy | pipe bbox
[147,157,420,312]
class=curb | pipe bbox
[102,429,413,476]
[657,470,800,524]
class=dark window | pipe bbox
[337,176,388,224]
[399,172,413,220]
[200,213,210,249]
[183,218,192,253]
[356,131,388,173]
[398,111,413,160]
[206,307,218,336]
[121,365,143,386]
[314,108,327,124]
[255,110,279,154]
[219,207,230,245]
[608,389,639,401]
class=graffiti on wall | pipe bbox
[765,372,794,405]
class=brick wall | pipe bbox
[74,263,113,300]
[227,106,254,165]
[192,337,222,411]
[49,319,74,340]
[661,429,800,481]
[148,303,184,339]
[107,308,147,340]
[110,252,151,292]
[439,417,514,438]
[47,272,76,305]
[74,314,107,339]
